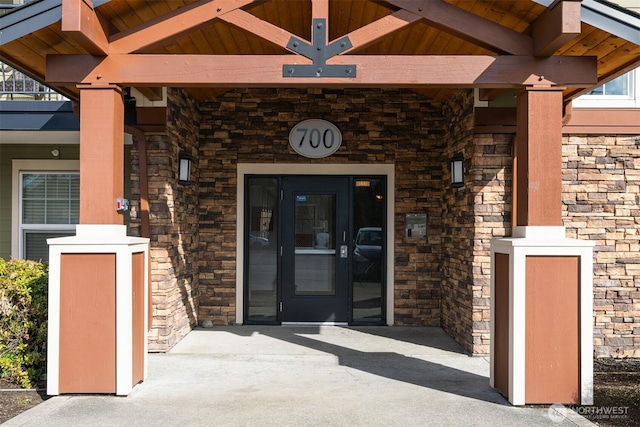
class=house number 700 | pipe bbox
[296,128,336,149]
[289,119,343,159]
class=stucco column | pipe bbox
[491,85,594,406]
[514,86,564,227]
[46,84,149,396]
[78,84,125,224]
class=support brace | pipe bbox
[284,19,356,78]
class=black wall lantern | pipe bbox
[450,155,464,188]
[178,152,193,185]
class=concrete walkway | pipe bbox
[5,326,592,426]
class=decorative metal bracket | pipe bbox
[283,19,356,78]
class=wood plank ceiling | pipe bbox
[1,0,638,103]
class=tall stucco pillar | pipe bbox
[490,87,594,406]
[48,84,149,396]
[78,84,125,224]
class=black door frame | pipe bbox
[240,167,392,326]
[280,176,351,323]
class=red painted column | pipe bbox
[78,84,125,224]
[514,86,564,226]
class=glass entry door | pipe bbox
[244,175,386,325]
[281,176,349,322]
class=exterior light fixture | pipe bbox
[450,155,464,188]
[178,152,193,185]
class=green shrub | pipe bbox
[0,258,48,388]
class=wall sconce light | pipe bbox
[450,155,464,188]
[178,152,193,185]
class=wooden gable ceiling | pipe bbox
[1,0,639,103]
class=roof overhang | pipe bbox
[1,0,638,103]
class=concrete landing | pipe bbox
[4,326,592,426]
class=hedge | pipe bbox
[0,258,48,388]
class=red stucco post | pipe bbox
[514,86,564,227]
[47,84,149,396]
[491,85,594,406]
[78,84,125,224]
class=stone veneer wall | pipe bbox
[130,88,200,351]
[441,90,512,355]
[440,90,475,353]
[562,134,640,358]
[459,131,640,358]
[468,132,512,355]
[198,88,445,326]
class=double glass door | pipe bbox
[245,175,385,324]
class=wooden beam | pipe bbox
[532,0,582,57]
[312,0,329,43]
[380,0,533,55]
[134,86,164,102]
[46,54,597,88]
[109,0,257,54]
[221,7,421,55]
[311,0,329,22]
[345,9,421,53]
[218,9,296,50]
[61,0,109,55]
[478,88,507,101]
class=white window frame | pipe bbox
[11,160,80,259]
[573,69,639,108]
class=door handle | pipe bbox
[340,245,348,258]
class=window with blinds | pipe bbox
[20,172,79,262]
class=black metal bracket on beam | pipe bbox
[283,18,356,78]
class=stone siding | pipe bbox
[129,86,640,358]
[440,90,512,355]
[463,132,640,358]
[198,88,445,327]
[563,134,640,358]
[130,88,200,351]
[469,133,512,355]
[440,90,476,353]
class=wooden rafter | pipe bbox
[46,54,597,88]
[344,9,421,53]
[218,9,296,50]
[108,0,258,54]
[220,6,421,56]
[47,0,613,101]
[56,0,588,63]
[379,0,533,55]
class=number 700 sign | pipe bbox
[289,119,343,159]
